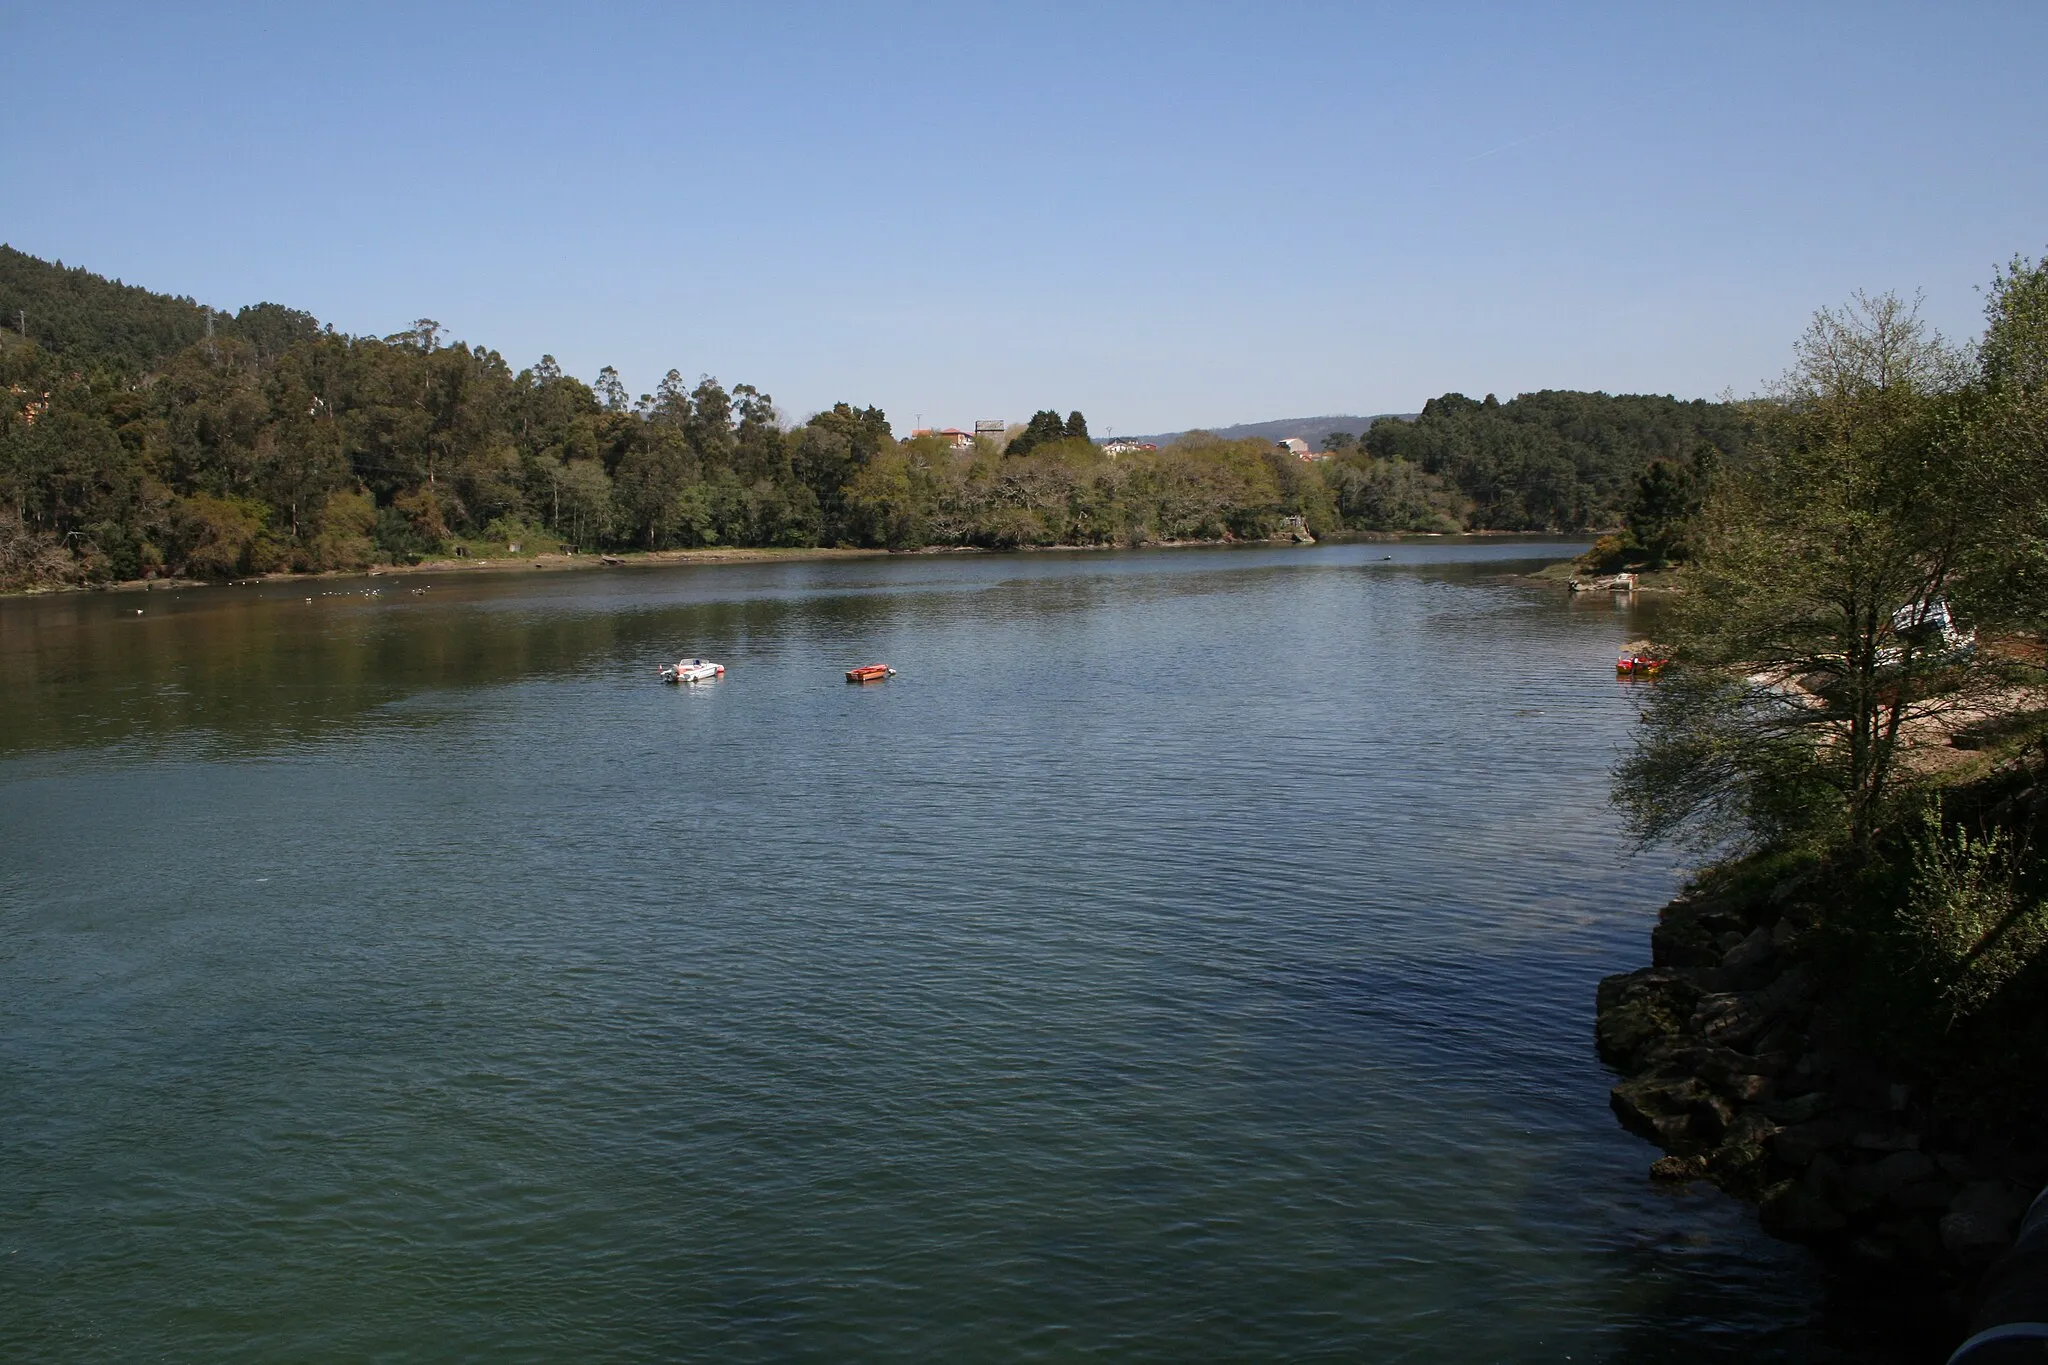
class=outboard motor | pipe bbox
[1951,1186,2048,1362]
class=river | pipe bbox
[0,541,1877,1361]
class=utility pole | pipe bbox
[203,308,216,361]
[15,309,23,339]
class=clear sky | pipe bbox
[4,1,2044,433]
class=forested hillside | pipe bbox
[1364,389,1746,529]
[0,247,1734,586]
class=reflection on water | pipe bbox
[0,542,1890,1361]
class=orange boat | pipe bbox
[845,663,896,683]
[1616,655,1670,677]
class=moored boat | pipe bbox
[845,663,895,683]
[1616,655,1669,677]
[661,657,725,684]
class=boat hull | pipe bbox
[661,659,725,684]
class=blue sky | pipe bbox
[4,1,2044,433]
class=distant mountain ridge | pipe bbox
[1114,413,1416,448]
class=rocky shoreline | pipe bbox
[1597,873,2045,1330]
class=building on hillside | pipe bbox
[1278,437,1320,459]
[1102,439,1158,456]
[974,419,1006,445]
[909,427,977,450]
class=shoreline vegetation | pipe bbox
[3,244,1735,594]
[1599,254,2048,1355]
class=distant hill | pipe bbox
[0,245,219,370]
[0,245,320,371]
[1115,413,1416,448]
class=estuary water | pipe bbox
[0,541,1860,1361]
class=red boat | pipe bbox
[845,664,896,683]
[1616,655,1669,677]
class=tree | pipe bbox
[1321,431,1357,453]
[1064,410,1090,442]
[1616,291,1990,855]
[1624,457,1697,567]
[1006,409,1068,459]
[1957,253,2048,627]
[595,365,629,413]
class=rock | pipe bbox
[1651,917,1720,970]
[1609,1073,1743,1149]
[1595,968,1696,1070]
[1770,918,1800,949]
[1765,1091,1834,1125]
[1650,1154,1706,1181]
[1695,1091,1738,1141]
[1879,1214,1946,1267]
[1935,1152,1977,1182]
[1848,1149,1936,1201]
[1719,1072,1776,1104]
[1722,924,1777,974]
[1887,1180,1957,1215]
[1761,1179,1848,1239]
[1723,1108,1784,1149]
[1708,1141,1776,1197]
[1772,1115,1850,1166]
[1690,968,1811,1050]
[1852,1128,1921,1154]
[1942,1181,2029,1257]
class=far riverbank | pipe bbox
[8,531,1588,598]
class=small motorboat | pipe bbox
[661,657,725,684]
[1616,654,1669,677]
[845,663,896,683]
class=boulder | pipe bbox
[1650,1154,1706,1182]
[1708,1141,1777,1197]
[1761,1179,1848,1239]
[1887,1180,1957,1215]
[1764,1091,1834,1126]
[1595,968,1696,1071]
[1612,1075,1712,1149]
[1847,1149,1936,1201]
[1943,1181,2030,1257]
[1772,1116,1849,1166]
[1721,924,1778,981]
[1651,916,1720,970]
[1722,1108,1784,1150]
[1691,968,1810,1050]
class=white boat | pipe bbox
[660,657,725,684]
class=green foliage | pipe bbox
[1895,809,2048,1027]
[1615,291,1994,855]
[1321,453,1463,531]
[1365,389,1746,530]
[0,246,1786,585]
[0,244,215,370]
[1615,666,1843,855]
[1578,533,1637,573]
[1625,450,1710,567]
[1005,410,1070,460]
[1954,253,2048,629]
